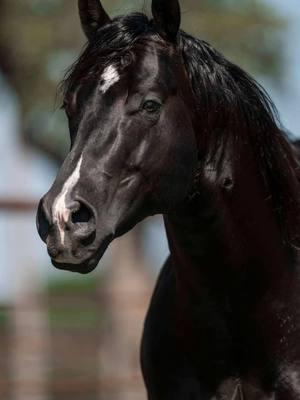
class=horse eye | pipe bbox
[142,100,162,113]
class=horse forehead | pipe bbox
[97,43,173,93]
[139,43,173,70]
[131,46,177,89]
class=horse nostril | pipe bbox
[71,202,93,224]
[36,199,51,242]
[70,201,96,247]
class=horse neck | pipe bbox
[164,134,295,298]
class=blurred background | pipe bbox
[0,0,299,399]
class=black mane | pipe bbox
[61,12,300,248]
[179,29,300,248]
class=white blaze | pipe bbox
[100,65,120,93]
[52,155,83,244]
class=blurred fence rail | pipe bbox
[0,198,37,212]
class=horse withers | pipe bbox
[37,1,300,399]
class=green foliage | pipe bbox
[48,308,100,329]
[47,275,102,329]
[0,308,8,327]
[47,274,100,295]
[180,0,284,77]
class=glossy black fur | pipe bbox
[37,1,300,399]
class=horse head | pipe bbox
[37,0,198,273]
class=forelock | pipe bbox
[60,13,153,98]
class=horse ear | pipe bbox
[152,0,181,43]
[78,0,111,41]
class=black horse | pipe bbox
[37,1,300,398]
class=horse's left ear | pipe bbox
[152,0,181,44]
[78,0,111,41]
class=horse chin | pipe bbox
[51,258,99,274]
[51,234,113,274]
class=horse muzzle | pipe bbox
[36,196,112,273]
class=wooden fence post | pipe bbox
[98,230,154,400]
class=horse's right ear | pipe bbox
[78,0,111,41]
[152,0,181,44]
